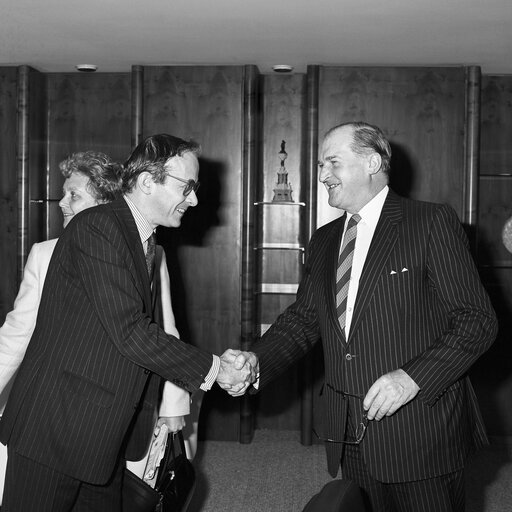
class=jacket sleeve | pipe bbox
[401,204,498,405]
[252,230,322,389]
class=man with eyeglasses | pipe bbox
[230,122,497,512]
[0,134,255,511]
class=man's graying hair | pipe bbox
[326,121,392,175]
[122,133,201,193]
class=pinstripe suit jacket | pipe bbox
[0,197,212,484]
[254,190,497,482]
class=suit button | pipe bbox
[345,354,353,361]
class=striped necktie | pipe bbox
[336,214,361,333]
[146,233,156,277]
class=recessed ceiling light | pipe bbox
[75,64,98,72]
[272,65,293,73]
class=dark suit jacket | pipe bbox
[0,197,212,484]
[253,190,497,482]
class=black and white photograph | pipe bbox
[0,1,511,510]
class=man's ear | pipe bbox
[368,153,382,176]
[137,172,154,195]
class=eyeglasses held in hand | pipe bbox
[166,174,200,196]
[313,390,369,445]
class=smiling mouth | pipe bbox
[326,183,341,190]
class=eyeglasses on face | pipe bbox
[166,174,200,196]
[313,389,369,445]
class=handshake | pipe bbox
[215,349,259,397]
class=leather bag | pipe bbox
[123,430,196,512]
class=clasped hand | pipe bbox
[216,349,259,396]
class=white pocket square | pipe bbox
[390,268,409,275]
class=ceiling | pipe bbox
[1,0,511,75]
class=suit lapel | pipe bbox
[348,191,402,343]
[109,197,153,312]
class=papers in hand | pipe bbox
[143,423,169,487]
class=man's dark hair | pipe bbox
[122,134,201,193]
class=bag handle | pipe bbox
[175,430,187,457]
[155,431,187,490]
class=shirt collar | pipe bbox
[123,195,154,244]
[348,185,389,228]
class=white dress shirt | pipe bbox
[342,186,389,338]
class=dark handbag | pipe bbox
[123,430,196,512]
[123,468,160,512]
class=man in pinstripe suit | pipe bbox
[233,122,497,511]
[0,134,254,511]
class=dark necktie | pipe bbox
[146,233,156,277]
[336,214,361,333]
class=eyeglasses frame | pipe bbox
[313,389,369,445]
[166,173,200,197]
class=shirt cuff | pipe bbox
[200,354,220,391]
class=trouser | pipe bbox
[341,442,465,512]
[2,447,124,512]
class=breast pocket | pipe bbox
[381,265,423,307]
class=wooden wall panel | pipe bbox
[46,73,131,239]
[2,62,510,440]
[257,73,307,311]
[142,66,247,440]
[143,65,244,355]
[480,76,512,174]
[255,74,307,431]
[317,67,467,227]
[301,66,473,443]
[239,65,260,442]
[25,68,48,252]
[0,68,18,323]
[0,65,46,321]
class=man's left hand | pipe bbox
[363,369,420,421]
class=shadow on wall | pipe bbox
[156,156,225,345]
[388,142,416,199]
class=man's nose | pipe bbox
[187,190,198,207]
[318,164,329,183]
